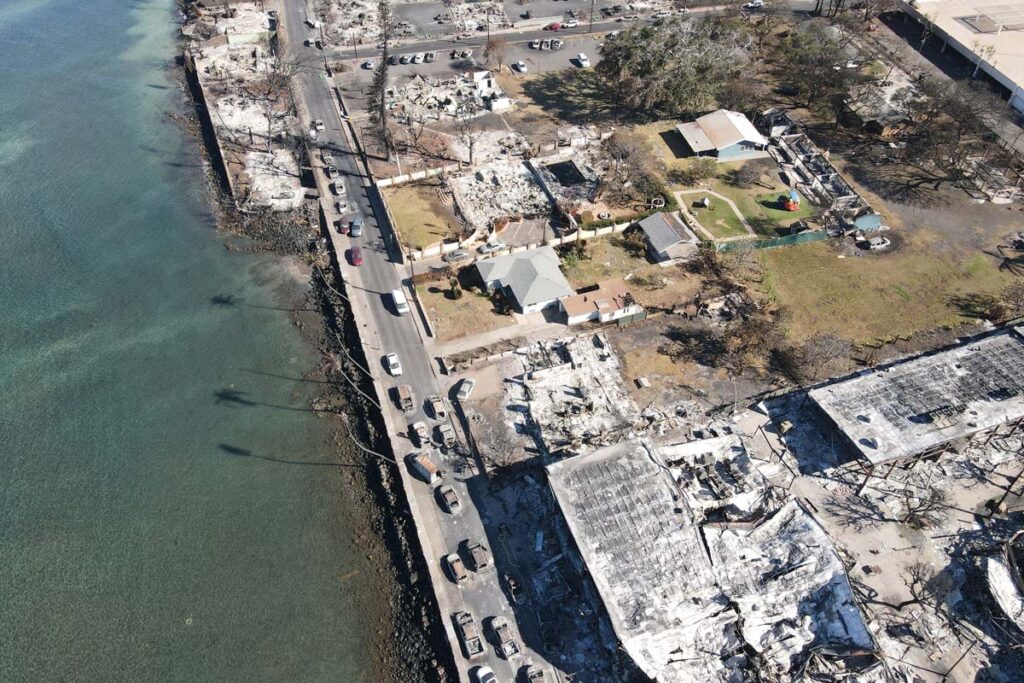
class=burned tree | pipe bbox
[367,0,396,158]
[453,104,486,165]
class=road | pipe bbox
[278,1,537,681]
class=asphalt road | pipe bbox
[280,2,538,681]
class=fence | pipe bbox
[715,230,828,252]
[375,163,461,188]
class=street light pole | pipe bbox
[589,0,595,33]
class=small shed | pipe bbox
[676,110,768,161]
[636,212,700,263]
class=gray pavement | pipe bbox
[280,2,544,681]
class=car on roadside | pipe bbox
[329,181,345,196]
[349,246,363,266]
[456,378,476,401]
[540,39,551,50]
[521,665,546,682]
[477,240,506,255]
[427,394,448,419]
[528,39,540,49]
[454,612,485,659]
[551,38,563,50]
[489,617,520,658]
[577,52,590,68]
[349,217,364,237]
[444,553,468,583]
[563,19,578,28]
[546,21,561,30]
[321,150,334,164]
[742,0,764,8]
[467,540,491,570]
[425,51,436,63]
[385,352,402,376]
[513,60,527,73]
[442,249,469,263]
[619,14,639,21]
[335,219,350,235]
[362,59,375,69]
[438,484,462,513]
[313,119,325,131]
[410,420,430,447]
[436,423,457,449]
[399,54,411,64]
[414,52,426,64]
[335,200,348,214]
[471,665,496,683]
[325,164,338,178]
[388,55,399,65]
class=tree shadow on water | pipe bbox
[214,388,316,413]
[217,443,363,468]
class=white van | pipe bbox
[392,288,410,315]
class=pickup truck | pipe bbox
[394,384,415,412]
[490,617,521,658]
[453,611,485,659]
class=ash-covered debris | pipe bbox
[449,159,551,232]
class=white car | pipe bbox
[563,19,579,28]
[413,52,425,64]
[577,53,590,68]
[742,0,764,8]
[456,378,476,401]
[513,60,527,73]
[362,59,375,69]
[313,119,325,131]
[385,353,403,376]
[477,240,506,254]
[472,666,496,683]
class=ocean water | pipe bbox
[0,1,374,679]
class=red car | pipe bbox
[546,22,561,30]
[349,246,363,266]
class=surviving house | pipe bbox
[676,109,768,161]
[474,246,574,313]
[635,212,699,262]
[560,278,644,325]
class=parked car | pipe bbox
[399,54,411,64]
[325,164,338,177]
[349,246,363,266]
[407,451,441,484]
[467,540,491,570]
[388,55,399,65]
[438,484,462,513]
[522,665,546,682]
[456,378,476,401]
[427,394,448,419]
[335,200,348,214]
[362,59,375,69]
[329,181,344,196]
[472,665,496,683]
[349,217,364,237]
[513,60,527,73]
[394,384,415,412]
[477,240,506,254]
[546,21,561,30]
[742,0,764,8]
[411,421,430,448]
[444,553,468,583]
[454,612,485,659]
[577,52,591,68]
[540,39,551,50]
[551,38,563,50]
[385,352,402,376]
[563,19,579,28]
[489,617,520,658]
[436,423,456,449]
[321,150,334,164]
[528,40,540,49]
[424,51,436,63]
[442,249,469,263]
[335,219,349,235]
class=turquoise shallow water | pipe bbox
[0,1,373,679]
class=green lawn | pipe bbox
[688,197,748,239]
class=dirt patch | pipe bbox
[383,181,458,250]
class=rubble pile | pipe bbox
[533,150,602,207]
[186,2,303,211]
[450,130,528,165]
[318,0,416,45]
[390,71,510,124]
[449,159,550,231]
[449,0,509,34]
[504,334,642,457]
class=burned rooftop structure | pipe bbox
[808,327,1024,470]
[546,438,876,682]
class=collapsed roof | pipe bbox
[546,438,874,682]
[808,328,1024,465]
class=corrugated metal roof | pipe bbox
[678,110,766,152]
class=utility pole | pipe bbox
[589,0,595,33]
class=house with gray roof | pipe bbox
[676,109,768,161]
[635,212,700,262]
[474,246,574,313]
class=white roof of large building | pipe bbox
[809,328,1024,465]
[902,1,1024,106]
[676,109,766,153]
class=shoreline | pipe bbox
[167,4,447,680]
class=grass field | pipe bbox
[382,182,456,250]
[687,197,748,239]
[415,283,515,343]
[753,236,1016,343]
